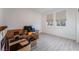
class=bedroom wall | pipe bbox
[2,8,42,32]
[0,8,78,40]
[0,8,3,25]
[42,8,77,40]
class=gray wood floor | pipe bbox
[32,33,79,51]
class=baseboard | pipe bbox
[39,32,44,34]
[76,40,79,43]
[40,32,76,41]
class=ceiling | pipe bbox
[2,8,66,14]
[30,8,66,14]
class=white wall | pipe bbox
[0,8,3,25]
[1,8,78,40]
[3,8,42,32]
[42,8,77,40]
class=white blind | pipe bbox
[47,14,53,20]
[56,10,66,20]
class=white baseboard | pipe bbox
[76,40,79,43]
[40,32,76,41]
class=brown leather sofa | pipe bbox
[5,29,24,39]
[5,29,39,51]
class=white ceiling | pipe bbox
[2,8,66,14]
[30,8,66,14]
